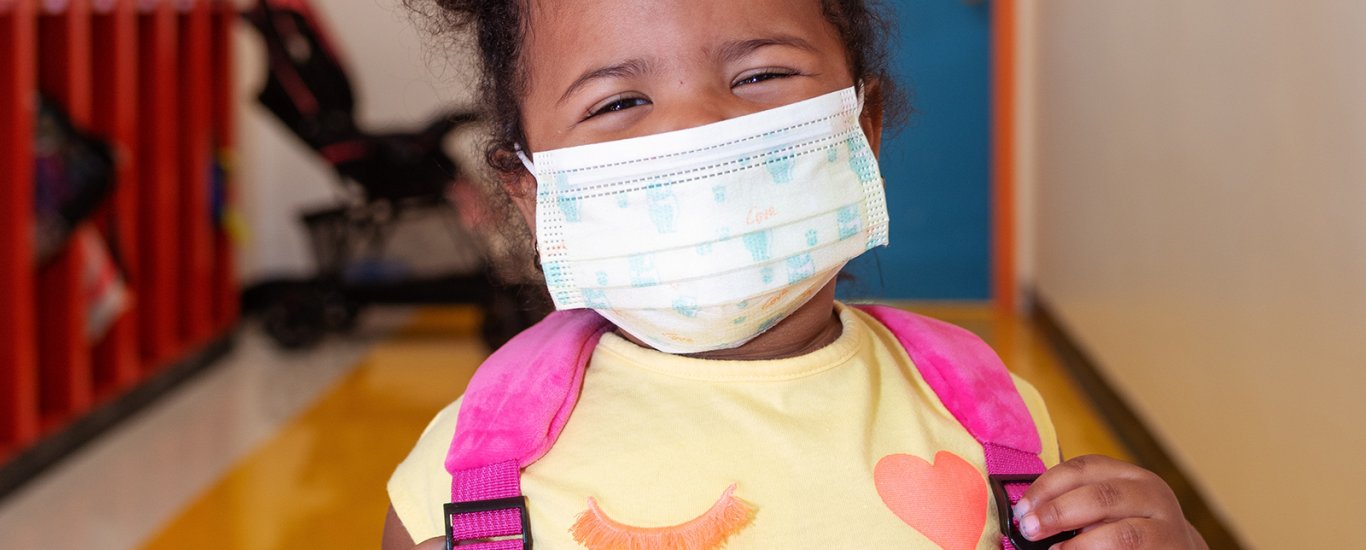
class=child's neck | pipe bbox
[617,283,844,361]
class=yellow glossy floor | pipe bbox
[0,304,1128,549]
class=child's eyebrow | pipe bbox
[717,35,821,65]
[558,58,657,106]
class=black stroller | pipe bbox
[242,0,543,350]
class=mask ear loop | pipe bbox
[855,79,867,115]
[514,144,537,174]
[511,144,545,271]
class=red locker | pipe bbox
[135,0,180,367]
[1,0,239,472]
[35,0,94,428]
[0,0,39,459]
[209,0,238,330]
[177,0,214,346]
[89,0,140,398]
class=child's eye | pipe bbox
[586,95,651,120]
[732,69,799,88]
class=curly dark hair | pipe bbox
[409,0,901,184]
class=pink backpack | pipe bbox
[440,305,1071,550]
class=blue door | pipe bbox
[844,0,993,300]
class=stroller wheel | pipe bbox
[321,290,362,333]
[262,283,329,350]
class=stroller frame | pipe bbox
[242,0,542,350]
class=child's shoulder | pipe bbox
[387,396,463,542]
[847,303,1061,465]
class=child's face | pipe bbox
[510,0,883,223]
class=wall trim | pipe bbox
[990,0,1018,313]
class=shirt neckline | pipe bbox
[593,303,866,382]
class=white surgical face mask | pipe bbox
[521,86,889,354]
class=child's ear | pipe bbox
[504,172,538,240]
[859,78,886,157]
[493,148,540,240]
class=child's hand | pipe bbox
[1014,455,1208,549]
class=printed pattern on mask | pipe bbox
[530,88,890,353]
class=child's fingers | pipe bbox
[1051,518,1175,550]
[1017,478,1167,541]
[1016,455,1151,516]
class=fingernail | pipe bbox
[1013,498,1032,518]
[1020,514,1040,540]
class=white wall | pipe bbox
[1027,1,1366,547]
[231,0,476,282]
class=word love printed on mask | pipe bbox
[520,87,890,354]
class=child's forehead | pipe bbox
[525,0,835,55]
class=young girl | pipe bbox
[384,1,1207,548]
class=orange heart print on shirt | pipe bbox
[874,451,988,550]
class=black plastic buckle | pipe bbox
[444,496,532,550]
[989,474,1078,550]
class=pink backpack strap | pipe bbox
[856,305,1072,549]
[442,309,611,550]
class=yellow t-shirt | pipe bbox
[388,305,1059,548]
